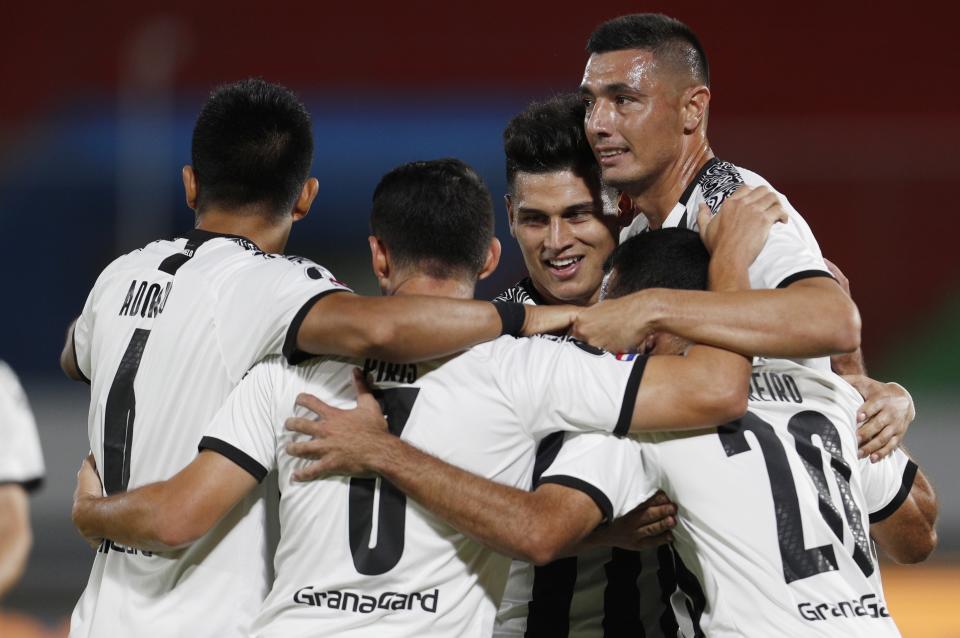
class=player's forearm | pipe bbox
[73,484,191,552]
[647,282,861,359]
[368,437,562,564]
[0,487,31,598]
[298,294,504,362]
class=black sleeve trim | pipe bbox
[0,477,44,493]
[538,475,614,522]
[72,326,90,385]
[776,269,834,289]
[869,460,919,524]
[282,288,351,365]
[615,355,649,436]
[198,436,268,483]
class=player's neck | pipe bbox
[195,209,292,254]
[627,141,714,230]
[387,274,475,300]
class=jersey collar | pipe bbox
[181,228,262,252]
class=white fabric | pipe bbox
[0,360,45,487]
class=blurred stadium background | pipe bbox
[1,1,958,635]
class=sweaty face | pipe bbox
[580,49,685,194]
[508,170,619,307]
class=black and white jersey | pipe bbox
[618,158,834,371]
[493,285,672,638]
[541,359,911,637]
[0,360,45,492]
[200,334,644,637]
[69,229,349,638]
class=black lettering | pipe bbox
[378,592,395,609]
[421,589,438,613]
[294,587,316,606]
[391,593,408,610]
[342,591,359,612]
[783,375,803,403]
[327,591,342,608]
[751,372,768,400]
[798,603,818,621]
[815,603,829,620]
[359,595,376,613]
[404,365,417,384]
[837,601,854,618]
[157,282,173,314]
[407,592,421,610]
[119,280,137,316]
[376,360,387,382]
[130,281,149,316]
[769,373,789,402]
[747,376,759,401]
[144,283,162,318]
[363,359,377,378]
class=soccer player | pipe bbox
[574,14,862,374]
[60,80,567,638]
[72,157,770,637]
[488,93,915,638]
[0,360,44,599]
[299,228,937,637]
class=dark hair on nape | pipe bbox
[604,228,709,298]
[191,77,314,218]
[587,14,709,87]
[503,93,600,192]
[371,158,494,280]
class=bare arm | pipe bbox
[296,293,578,362]
[60,319,86,382]
[871,461,938,564]
[72,452,257,552]
[0,485,32,598]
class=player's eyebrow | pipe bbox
[594,82,644,96]
[563,202,598,214]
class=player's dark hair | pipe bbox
[371,158,494,279]
[503,93,600,192]
[191,78,314,217]
[604,228,709,298]
[587,14,709,87]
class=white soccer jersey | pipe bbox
[201,334,644,638]
[0,360,45,492]
[541,359,913,637]
[69,229,349,638]
[619,158,833,370]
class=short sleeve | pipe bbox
[73,269,106,383]
[216,258,350,381]
[741,195,832,290]
[199,359,283,482]
[0,362,45,491]
[537,432,658,522]
[859,448,918,523]
[500,336,646,439]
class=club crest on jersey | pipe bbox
[293,586,439,614]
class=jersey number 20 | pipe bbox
[718,410,873,583]
[347,387,419,575]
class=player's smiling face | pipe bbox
[507,170,619,307]
[580,49,685,194]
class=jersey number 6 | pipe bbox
[347,387,420,575]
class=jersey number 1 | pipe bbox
[347,387,419,575]
[102,329,151,494]
[718,410,873,583]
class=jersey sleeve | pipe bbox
[199,359,283,482]
[216,257,350,381]
[859,448,918,523]
[500,337,647,438]
[0,362,45,491]
[537,432,659,522]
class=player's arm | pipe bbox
[72,452,257,552]
[870,457,938,563]
[296,293,577,362]
[0,484,32,598]
[574,187,861,358]
[59,319,86,382]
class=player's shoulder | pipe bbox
[91,238,183,285]
[492,278,544,305]
[753,357,862,412]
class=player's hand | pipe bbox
[285,370,392,480]
[698,185,788,265]
[571,291,658,354]
[587,491,677,551]
[72,454,104,550]
[522,304,580,337]
[844,375,915,462]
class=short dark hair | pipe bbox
[191,78,314,217]
[604,228,709,298]
[503,93,600,192]
[371,158,494,279]
[587,14,709,87]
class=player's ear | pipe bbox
[478,237,502,281]
[505,194,517,238]
[292,178,319,222]
[681,85,710,134]
[368,235,390,285]
[182,165,198,211]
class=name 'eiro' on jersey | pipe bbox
[69,229,349,638]
[541,359,913,638]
